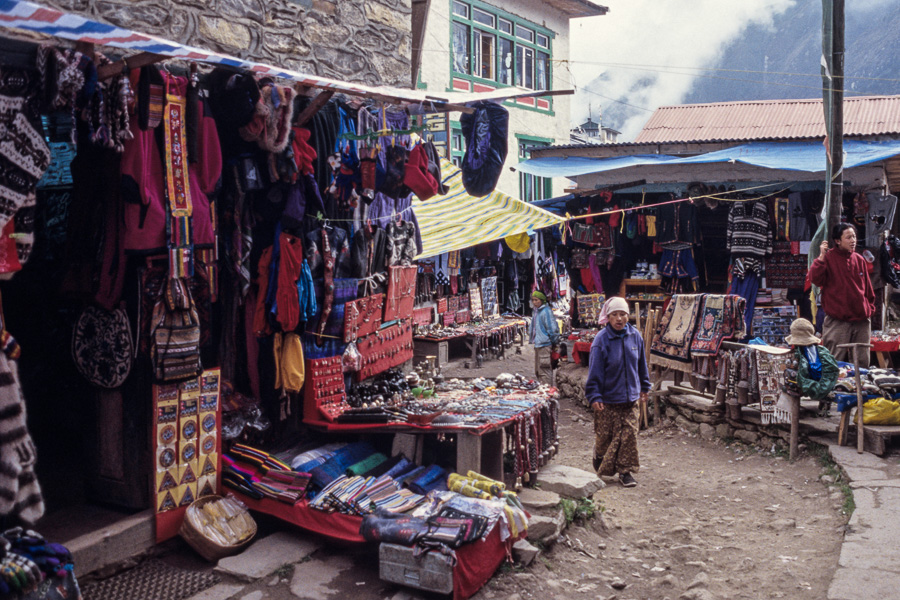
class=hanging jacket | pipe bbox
[121,73,222,252]
[305,226,351,279]
[385,220,418,266]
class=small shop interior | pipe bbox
[0,22,569,597]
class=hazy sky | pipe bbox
[569,0,798,140]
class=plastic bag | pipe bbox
[342,341,362,373]
[859,396,900,425]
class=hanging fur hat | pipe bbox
[239,78,295,153]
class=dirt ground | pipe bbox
[127,352,846,600]
[471,360,846,600]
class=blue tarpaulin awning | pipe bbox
[515,139,900,178]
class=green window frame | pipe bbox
[517,135,553,202]
[450,124,465,167]
[450,1,553,94]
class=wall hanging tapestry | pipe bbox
[650,294,704,372]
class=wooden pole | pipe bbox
[838,342,869,453]
[790,394,801,461]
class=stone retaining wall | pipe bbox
[556,369,792,452]
[44,0,411,87]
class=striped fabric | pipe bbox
[412,160,565,259]
[0,1,440,103]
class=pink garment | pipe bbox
[588,253,603,295]
[120,74,222,252]
[276,232,305,332]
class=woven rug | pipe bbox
[650,294,703,372]
[82,559,219,600]
[690,294,746,355]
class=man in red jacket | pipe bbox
[810,223,875,367]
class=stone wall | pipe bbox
[556,369,793,453]
[45,0,411,87]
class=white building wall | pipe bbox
[420,0,576,200]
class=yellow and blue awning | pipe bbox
[413,160,565,259]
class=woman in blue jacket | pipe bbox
[529,291,559,385]
[585,296,650,487]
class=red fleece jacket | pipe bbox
[809,247,875,322]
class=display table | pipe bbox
[457,318,527,363]
[306,410,520,480]
[413,333,468,368]
[870,338,899,368]
[231,492,519,600]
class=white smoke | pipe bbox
[569,0,797,140]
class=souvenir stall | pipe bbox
[0,2,570,596]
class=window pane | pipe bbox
[499,18,512,34]
[452,1,468,18]
[472,8,494,27]
[515,45,523,87]
[536,33,549,48]
[498,38,513,85]
[524,47,534,89]
[452,22,470,74]
[516,25,534,42]
[473,30,495,80]
[536,51,549,91]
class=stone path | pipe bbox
[809,436,900,600]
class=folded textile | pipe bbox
[382,456,415,480]
[361,453,405,478]
[310,442,378,489]
[346,453,388,477]
[291,442,346,472]
[407,464,447,495]
[398,465,427,489]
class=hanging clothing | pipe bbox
[656,201,699,248]
[727,200,773,258]
[305,226,351,279]
[865,194,898,248]
[730,270,759,336]
[296,259,317,323]
[385,220,418,266]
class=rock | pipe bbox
[734,429,759,444]
[821,475,835,484]
[699,424,716,439]
[716,424,732,438]
[536,465,605,497]
[216,533,320,582]
[512,539,541,566]
[610,577,627,589]
[666,526,693,542]
[680,590,717,600]
[687,572,709,589]
[241,592,263,600]
[517,488,561,510]
[267,576,280,586]
[657,574,677,587]
[526,510,565,544]
[634,538,651,549]
[766,518,796,531]
[669,544,702,562]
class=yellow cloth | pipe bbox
[274,332,305,393]
[646,215,657,237]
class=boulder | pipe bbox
[699,424,716,440]
[734,429,759,444]
[536,465,605,498]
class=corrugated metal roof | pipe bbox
[634,96,900,143]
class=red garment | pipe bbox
[809,247,875,322]
[291,127,317,175]
[253,247,274,337]
[580,267,595,293]
[121,74,222,251]
[276,232,304,332]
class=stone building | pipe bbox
[43,0,412,87]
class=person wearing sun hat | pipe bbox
[529,290,559,385]
[783,318,839,402]
[585,296,650,488]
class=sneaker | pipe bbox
[619,472,637,487]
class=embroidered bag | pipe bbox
[150,277,202,381]
[72,306,133,388]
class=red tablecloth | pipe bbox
[232,492,514,599]
[871,339,900,353]
[572,340,592,365]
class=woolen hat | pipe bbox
[404,144,439,201]
[531,290,548,303]
[785,318,820,346]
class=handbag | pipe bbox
[72,306,134,388]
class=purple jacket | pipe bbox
[585,323,651,405]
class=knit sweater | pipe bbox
[809,247,875,322]
[727,200,773,257]
[0,352,43,523]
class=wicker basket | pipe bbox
[179,495,257,562]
